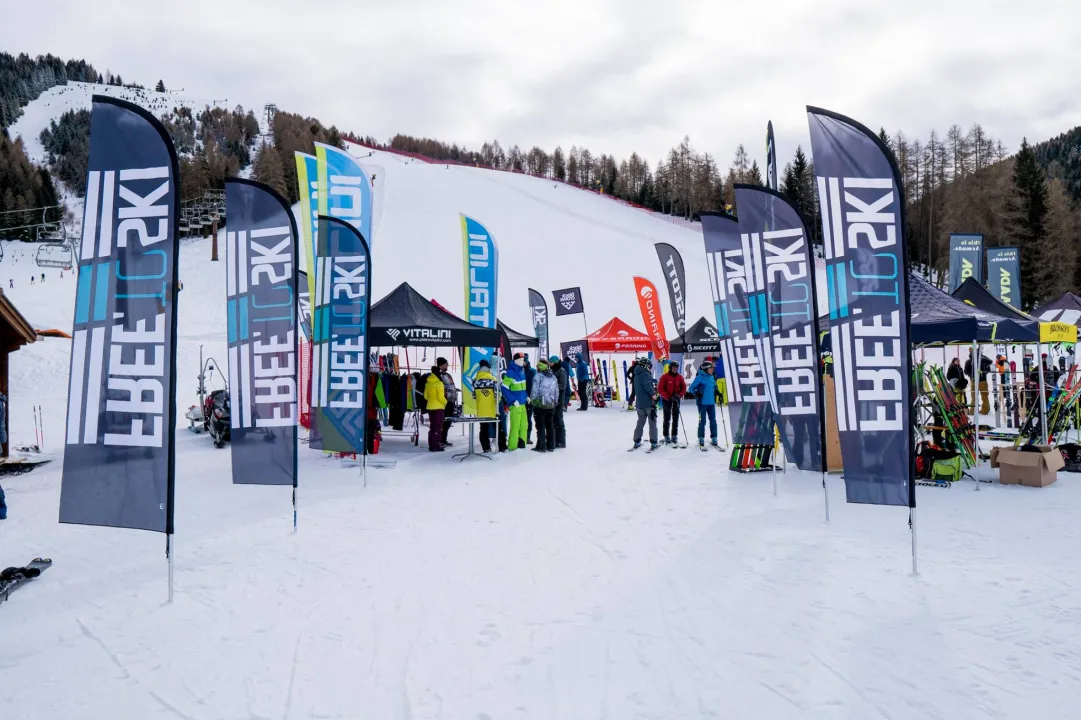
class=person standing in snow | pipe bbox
[502,353,529,450]
[529,359,559,452]
[688,361,721,448]
[551,355,568,448]
[437,357,457,447]
[472,359,499,453]
[523,354,536,444]
[657,361,687,445]
[563,356,575,408]
[423,367,447,452]
[630,357,659,449]
[575,353,591,411]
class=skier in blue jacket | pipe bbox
[575,354,591,411]
[688,361,721,448]
[523,354,537,443]
[502,353,529,450]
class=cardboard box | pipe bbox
[990,445,1063,487]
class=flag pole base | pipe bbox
[166,533,174,604]
[910,507,918,576]
[822,470,830,523]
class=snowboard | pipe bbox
[0,558,52,604]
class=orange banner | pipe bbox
[633,276,670,360]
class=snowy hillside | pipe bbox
[8,80,249,167]
[345,141,715,340]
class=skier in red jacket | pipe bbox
[657,361,687,445]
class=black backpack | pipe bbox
[1059,443,1081,472]
[416,373,431,412]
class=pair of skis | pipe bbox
[627,441,686,453]
[0,558,52,605]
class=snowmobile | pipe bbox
[185,346,230,447]
[204,389,231,448]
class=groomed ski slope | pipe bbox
[348,141,714,340]
[0,161,1078,718]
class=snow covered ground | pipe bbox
[0,141,1078,718]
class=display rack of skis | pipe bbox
[915,361,977,469]
[728,444,774,472]
[1014,365,1081,447]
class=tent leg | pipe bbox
[1038,340,1048,445]
[973,340,981,491]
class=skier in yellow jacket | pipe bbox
[473,359,499,452]
[423,367,447,452]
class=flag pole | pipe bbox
[166,533,174,604]
[772,434,778,496]
[910,507,918,575]
[821,471,830,522]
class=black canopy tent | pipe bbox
[669,316,721,354]
[952,277,1033,322]
[1034,291,1081,324]
[497,320,539,349]
[820,272,1038,348]
[369,282,503,348]
[908,273,1037,343]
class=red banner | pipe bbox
[633,276,670,359]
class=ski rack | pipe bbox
[728,444,777,473]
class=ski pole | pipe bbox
[38,406,44,452]
[718,402,730,446]
[680,401,690,447]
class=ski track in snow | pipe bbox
[0,134,1077,716]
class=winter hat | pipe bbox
[636,357,650,366]
[512,352,524,361]
[700,360,715,371]
[479,359,491,369]
[548,355,560,364]
[537,360,549,371]
[436,356,449,367]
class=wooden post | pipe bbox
[210,219,219,261]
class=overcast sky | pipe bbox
[3,0,1078,168]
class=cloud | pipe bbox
[2,0,1078,170]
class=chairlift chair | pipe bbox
[35,242,75,269]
